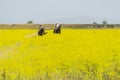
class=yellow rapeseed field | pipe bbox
[0,29,120,80]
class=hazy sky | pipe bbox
[0,0,120,24]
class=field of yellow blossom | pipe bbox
[0,29,120,80]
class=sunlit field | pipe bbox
[0,29,120,80]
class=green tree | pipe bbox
[93,22,97,25]
[103,20,107,25]
[27,20,33,24]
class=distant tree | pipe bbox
[93,22,97,25]
[27,20,33,24]
[103,20,107,25]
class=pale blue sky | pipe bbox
[0,0,120,24]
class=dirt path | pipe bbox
[0,32,38,58]
[25,32,38,38]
